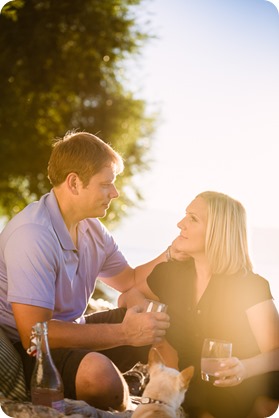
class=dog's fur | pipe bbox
[132,348,194,418]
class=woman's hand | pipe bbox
[213,357,247,387]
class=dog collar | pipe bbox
[141,397,167,406]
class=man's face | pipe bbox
[78,163,119,218]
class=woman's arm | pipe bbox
[247,299,279,353]
[242,298,279,378]
[214,299,279,386]
[117,287,156,310]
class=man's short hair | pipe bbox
[47,131,124,187]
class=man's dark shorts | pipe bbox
[14,307,150,399]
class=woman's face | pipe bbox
[174,196,208,257]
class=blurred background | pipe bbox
[0,0,278,311]
[113,0,279,311]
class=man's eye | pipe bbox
[103,183,115,189]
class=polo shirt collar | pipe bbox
[45,190,76,251]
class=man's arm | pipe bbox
[101,241,190,297]
[12,302,170,351]
[100,250,168,294]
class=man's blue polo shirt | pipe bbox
[0,190,128,342]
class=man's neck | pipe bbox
[53,187,79,247]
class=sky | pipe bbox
[113,0,279,306]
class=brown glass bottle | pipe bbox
[30,321,65,412]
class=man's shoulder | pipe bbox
[0,194,53,244]
[82,218,111,240]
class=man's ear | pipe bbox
[66,172,80,195]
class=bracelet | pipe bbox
[166,245,173,262]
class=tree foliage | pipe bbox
[0,0,156,225]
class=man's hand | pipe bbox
[121,306,170,346]
[168,237,190,261]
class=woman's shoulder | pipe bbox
[225,270,273,306]
[233,270,269,286]
[147,258,195,301]
[152,257,195,276]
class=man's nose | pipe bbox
[110,184,119,199]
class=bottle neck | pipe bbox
[33,322,52,360]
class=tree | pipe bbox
[0,0,156,225]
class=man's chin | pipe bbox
[87,209,107,219]
[99,208,109,218]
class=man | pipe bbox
[0,131,171,410]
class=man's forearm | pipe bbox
[47,306,170,351]
[48,320,127,350]
[133,250,168,294]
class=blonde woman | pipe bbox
[120,191,279,417]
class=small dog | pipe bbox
[132,347,194,418]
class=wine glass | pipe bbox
[201,338,232,382]
[144,299,168,313]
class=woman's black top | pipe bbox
[147,259,278,417]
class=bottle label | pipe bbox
[51,399,65,412]
[31,388,64,412]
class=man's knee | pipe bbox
[75,352,129,411]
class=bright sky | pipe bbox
[113,0,279,304]
[129,0,279,228]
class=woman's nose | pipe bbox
[177,217,186,229]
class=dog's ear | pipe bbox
[178,366,195,389]
[148,347,165,366]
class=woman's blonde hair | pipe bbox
[196,191,253,275]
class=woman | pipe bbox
[119,191,279,418]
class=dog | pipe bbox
[132,347,194,418]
